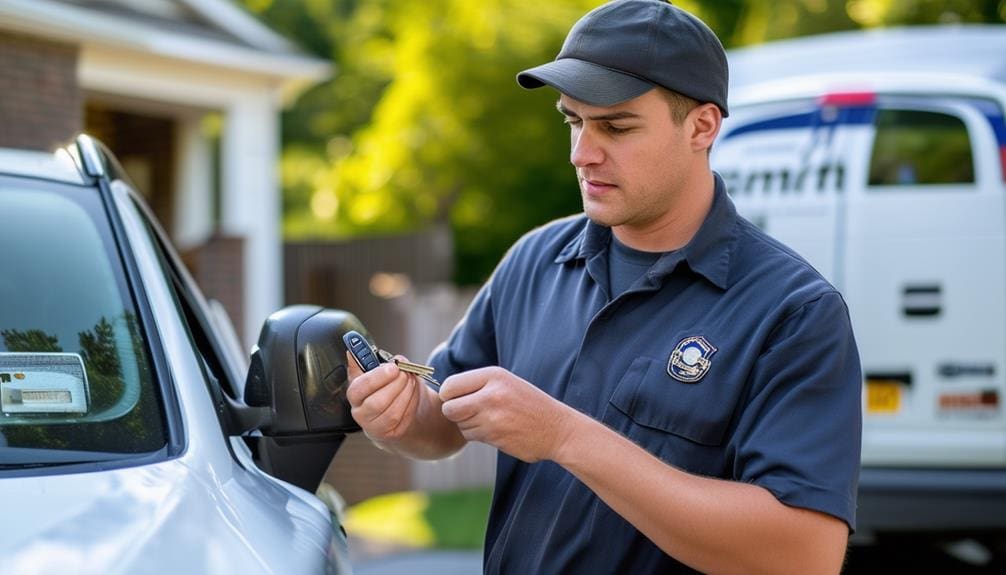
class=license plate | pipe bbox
[866,381,901,414]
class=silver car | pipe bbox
[0,135,365,574]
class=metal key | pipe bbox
[376,348,440,390]
[393,358,440,390]
[393,358,435,377]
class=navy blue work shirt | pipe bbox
[429,174,862,574]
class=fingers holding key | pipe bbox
[346,353,398,406]
[439,367,575,463]
[367,370,420,439]
[346,352,421,440]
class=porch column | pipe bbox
[221,93,282,348]
[173,114,213,250]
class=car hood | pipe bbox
[0,457,338,574]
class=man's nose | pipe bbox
[570,127,603,167]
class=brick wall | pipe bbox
[0,32,81,150]
[181,235,245,340]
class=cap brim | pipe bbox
[517,59,654,107]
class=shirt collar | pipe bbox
[554,173,738,290]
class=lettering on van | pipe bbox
[937,389,1000,419]
[720,162,846,196]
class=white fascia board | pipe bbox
[80,45,275,109]
[0,0,331,83]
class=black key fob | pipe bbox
[343,330,381,372]
[343,329,441,391]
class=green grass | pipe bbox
[344,487,492,549]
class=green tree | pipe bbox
[1,329,62,352]
[240,0,1004,284]
[241,0,397,226]
[79,318,120,378]
[843,0,1004,28]
[79,317,124,412]
[244,0,603,283]
[325,0,606,283]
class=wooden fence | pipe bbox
[284,228,496,503]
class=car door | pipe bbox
[843,94,1006,467]
[112,181,350,574]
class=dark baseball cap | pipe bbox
[517,0,729,116]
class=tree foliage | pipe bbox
[240,0,1004,284]
[1,329,62,352]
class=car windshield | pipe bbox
[0,177,166,463]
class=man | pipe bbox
[346,1,862,573]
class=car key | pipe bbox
[343,330,440,390]
[343,330,381,372]
[393,358,436,377]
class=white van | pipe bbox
[712,26,1006,539]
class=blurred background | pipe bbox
[2,1,1006,573]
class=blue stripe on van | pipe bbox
[970,99,1006,147]
[722,111,816,139]
[722,98,1006,147]
[841,106,877,125]
[722,106,876,141]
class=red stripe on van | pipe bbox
[1001,147,1006,182]
[819,92,877,107]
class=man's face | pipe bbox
[559,90,695,232]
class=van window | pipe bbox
[868,109,974,187]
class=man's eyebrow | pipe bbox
[555,101,640,121]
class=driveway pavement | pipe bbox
[353,550,482,575]
[347,532,482,575]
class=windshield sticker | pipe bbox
[0,353,89,414]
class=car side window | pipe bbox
[0,180,168,457]
[124,189,242,417]
[868,108,975,187]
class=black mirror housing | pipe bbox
[245,305,364,436]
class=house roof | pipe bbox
[0,0,330,82]
[52,0,296,53]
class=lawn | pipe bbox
[343,487,493,549]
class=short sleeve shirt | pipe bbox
[429,174,863,574]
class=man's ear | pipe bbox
[688,103,722,153]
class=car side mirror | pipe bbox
[244,305,364,436]
[237,306,366,491]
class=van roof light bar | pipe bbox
[818,91,877,107]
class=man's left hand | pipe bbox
[439,367,576,462]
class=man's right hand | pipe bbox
[346,351,423,443]
[345,351,469,459]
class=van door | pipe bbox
[713,95,876,286]
[845,95,1006,467]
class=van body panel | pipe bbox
[715,89,1006,467]
[844,96,1006,467]
[715,98,875,287]
[715,33,1006,532]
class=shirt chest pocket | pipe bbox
[608,356,737,447]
